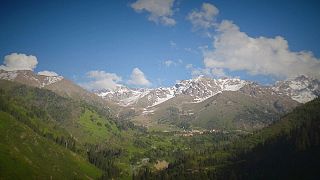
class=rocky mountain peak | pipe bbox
[273,75,320,103]
[97,76,250,107]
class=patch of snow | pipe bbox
[0,71,18,80]
[292,90,317,103]
[40,76,63,87]
[142,108,155,115]
[273,75,319,103]
[150,88,175,107]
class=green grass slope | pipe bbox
[0,111,102,179]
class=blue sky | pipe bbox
[0,0,320,89]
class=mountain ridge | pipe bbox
[96,75,320,108]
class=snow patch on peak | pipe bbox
[40,76,64,87]
[273,75,319,103]
[149,87,175,107]
[0,70,18,80]
[174,77,248,103]
[96,76,250,107]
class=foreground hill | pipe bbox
[0,80,124,178]
[0,112,102,179]
[220,97,320,179]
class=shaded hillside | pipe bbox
[217,97,320,179]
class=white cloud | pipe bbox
[164,60,175,67]
[131,0,176,26]
[38,71,59,77]
[82,70,122,90]
[128,68,151,86]
[204,20,320,79]
[185,63,211,77]
[211,68,226,78]
[0,53,38,71]
[163,59,183,67]
[187,3,219,31]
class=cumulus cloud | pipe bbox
[128,68,151,86]
[0,53,38,71]
[187,3,219,31]
[131,0,176,26]
[204,20,320,79]
[38,71,59,77]
[82,70,122,90]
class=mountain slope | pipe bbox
[132,83,299,131]
[0,111,102,179]
[0,69,115,110]
[147,98,320,179]
[273,75,320,103]
[217,97,320,179]
[0,79,189,179]
[0,79,120,146]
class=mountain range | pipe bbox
[1,69,319,131]
[95,74,319,131]
[1,69,320,179]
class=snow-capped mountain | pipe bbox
[273,75,320,103]
[96,75,320,108]
[95,85,152,106]
[96,75,249,107]
[174,75,248,102]
[0,69,63,87]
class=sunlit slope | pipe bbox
[0,111,102,179]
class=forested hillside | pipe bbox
[139,97,320,179]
